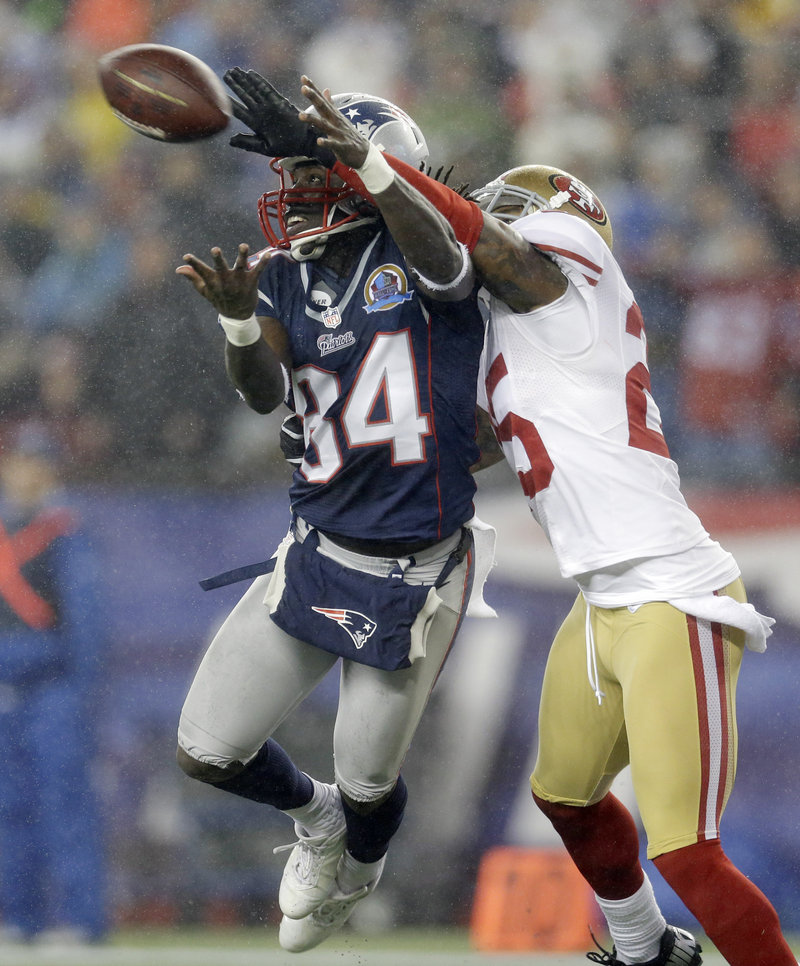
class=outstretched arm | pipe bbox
[469,214,568,312]
[328,123,566,311]
[223,69,563,311]
[333,152,486,254]
[299,76,474,300]
[342,155,567,312]
[175,243,289,413]
[223,67,486,255]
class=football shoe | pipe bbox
[274,783,347,919]
[587,924,702,966]
[278,856,385,952]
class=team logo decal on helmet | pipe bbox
[312,607,377,649]
[549,173,608,227]
[341,106,386,139]
[471,164,613,249]
[363,264,414,313]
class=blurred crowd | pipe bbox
[1,0,799,489]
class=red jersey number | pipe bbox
[487,301,668,501]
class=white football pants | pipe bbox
[177,527,473,803]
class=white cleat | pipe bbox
[274,786,347,919]
[278,857,385,952]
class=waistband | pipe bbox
[295,515,465,579]
[314,526,442,558]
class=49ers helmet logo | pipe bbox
[550,174,608,226]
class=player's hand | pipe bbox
[224,68,335,167]
[175,243,270,318]
[299,75,369,170]
[279,413,304,467]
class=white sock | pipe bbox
[283,778,341,835]
[595,875,666,964]
[336,850,384,895]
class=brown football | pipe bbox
[98,43,231,143]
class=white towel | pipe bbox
[465,516,498,618]
[668,594,775,653]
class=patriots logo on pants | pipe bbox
[311,607,377,649]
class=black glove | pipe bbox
[223,67,335,167]
[279,413,305,467]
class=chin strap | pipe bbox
[287,214,380,262]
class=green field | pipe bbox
[2,926,787,966]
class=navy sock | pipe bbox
[214,739,313,809]
[341,775,408,863]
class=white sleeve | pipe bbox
[515,211,609,288]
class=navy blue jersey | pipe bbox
[257,229,485,544]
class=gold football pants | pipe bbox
[531,579,746,858]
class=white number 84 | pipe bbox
[293,330,431,483]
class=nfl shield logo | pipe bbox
[322,306,342,329]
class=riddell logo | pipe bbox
[551,174,607,225]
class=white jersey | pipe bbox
[479,210,737,594]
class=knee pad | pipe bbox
[335,770,397,805]
[177,715,258,774]
[340,785,395,816]
[175,745,245,784]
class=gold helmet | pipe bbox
[471,164,613,250]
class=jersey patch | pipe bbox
[321,305,342,328]
[363,264,414,313]
[317,330,356,356]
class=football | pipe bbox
[98,43,231,143]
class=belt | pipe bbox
[318,529,437,557]
[200,522,469,591]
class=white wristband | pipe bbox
[218,313,261,347]
[355,142,395,194]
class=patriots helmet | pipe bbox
[257,92,429,261]
[471,164,613,250]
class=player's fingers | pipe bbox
[228,98,253,125]
[223,66,245,85]
[229,133,268,154]
[300,76,332,116]
[232,243,251,270]
[209,247,230,271]
[226,71,270,116]
[298,108,319,129]
[223,69,251,106]
[178,253,214,279]
[175,264,198,281]
[311,135,336,155]
[248,70,282,100]
[299,108,341,142]
[300,74,319,95]
[253,248,274,272]
[175,263,209,295]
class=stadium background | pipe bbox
[0,0,799,953]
